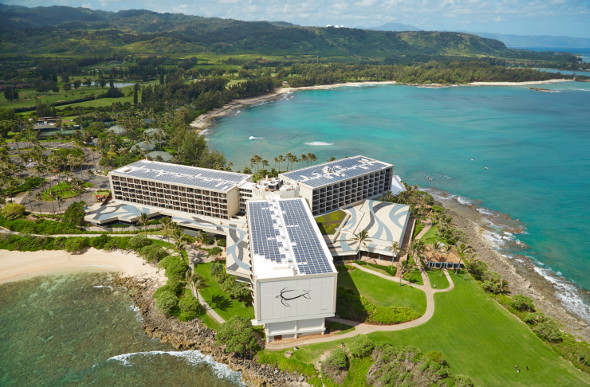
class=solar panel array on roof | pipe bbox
[281,155,392,188]
[112,160,249,192]
[278,200,334,275]
[248,199,334,276]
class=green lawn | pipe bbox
[420,225,439,243]
[194,262,254,321]
[404,268,424,285]
[338,267,426,314]
[356,261,396,276]
[315,210,347,235]
[285,273,590,386]
[427,269,450,289]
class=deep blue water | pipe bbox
[208,81,590,322]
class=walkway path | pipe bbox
[266,264,454,350]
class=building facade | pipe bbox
[280,155,394,215]
[109,160,251,220]
[248,198,338,342]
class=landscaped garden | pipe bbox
[315,210,347,235]
[194,262,254,321]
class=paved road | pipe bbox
[265,263,454,350]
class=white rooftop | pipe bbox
[280,155,392,189]
[110,160,250,192]
[248,198,336,279]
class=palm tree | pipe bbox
[285,152,294,170]
[277,154,285,172]
[160,217,174,247]
[398,258,412,287]
[307,152,317,165]
[462,253,477,280]
[288,153,298,170]
[388,241,400,268]
[349,230,372,260]
[300,154,308,166]
[172,226,187,262]
[138,212,149,237]
[250,154,262,173]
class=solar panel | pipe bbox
[112,160,250,192]
[248,199,335,276]
[280,155,392,188]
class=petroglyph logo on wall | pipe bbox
[276,287,311,307]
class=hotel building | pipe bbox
[280,155,394,215]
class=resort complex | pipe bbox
[86,155,414,341]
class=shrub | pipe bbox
[524,312,547,325]
[178,292,203,321]
[216,316,259,356]
[140,244,168,263]
[159,255,189,281]
[535,319,564,343]
[469,260,488,280]
[216,237,226,247]
[128,235,151,251]
[155,290,179,316]
[211,261,225,278]
[510,294,535,312]
[1,203,25,220]
[62,201,86,226]
[64,237,90,254]
[324,348,349,371]
[153,279,183,298]
[347,335,374,358]
[90,234,111,249]
[207,246,222,257]
[199,231,214,245]
[426,351,446,365]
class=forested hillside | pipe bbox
[0,3,578,65]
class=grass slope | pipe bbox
[194,262,254,321]
[368,273,590,386]
[338,267,426,314]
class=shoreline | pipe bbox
[0,248,167,286]
[433,192,590,342]
[189,79,570,131]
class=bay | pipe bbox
[208,81,590,323]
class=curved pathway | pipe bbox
[266,264,454,350]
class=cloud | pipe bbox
[2,0,589,36]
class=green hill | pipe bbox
[0,3,577,64]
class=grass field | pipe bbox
[194,262,254,321]
[338,266,426,314]
[283,272,590,386]
[420,225,439,243]
[427,269,450,289]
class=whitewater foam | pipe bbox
[305,141,334,146]
[249,136,262,140]
[108,350,245,384]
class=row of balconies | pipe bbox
[117,194,228,212]
[113,183,226,199]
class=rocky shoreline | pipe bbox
[437,196,590,342]
[115,276,309,387]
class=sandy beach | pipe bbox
[0,248,166,285]
[189,78,572,131]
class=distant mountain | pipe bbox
[368,22,421,32]
[0,3,577,65]
[474,32,590,49]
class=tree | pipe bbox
[462,253,476,280]
[138,212,149,237]
[73,80,81,89]
[156,291,179,316]
[1,202,25,220]
[216,315,259,356]
[133,83,140,105]
[3,88,19,101]
[349,230,371,259]
[399,257,412,287]
[388,241,400,267]
[510,294,535,312]
[62,201,86,226]
[161,217,174,247]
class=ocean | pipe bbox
[0,273,244,386]
[207,81,590,323]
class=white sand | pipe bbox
[469,79,571,86]
[0,248,166,285]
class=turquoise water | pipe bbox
[0,273,243,386]
[208,82,590,322]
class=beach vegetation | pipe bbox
[177,288,204,321]
[62,201,86,226]
[1,203,26,220]
[0,215,81,234]
[128,234,151,251]
[322,348,349,382]
[64,237,90,254]
[510,294,535,312]
[534,319,564,343]
[216,315,259,356]
[347,335,375,358]
[159,255,189,281]
[156,290,179,317]
[139,244,168,263]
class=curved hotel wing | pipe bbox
[248,198,337,342]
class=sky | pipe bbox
[4,0,590,38]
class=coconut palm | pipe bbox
[398,257,412,287]
[307,152,317,165]
[138,212,149,237]
[462,253,477,280]
[349,230,372,260]
[300,154,308,166]
[288,153,298,170]
[250,154,262,173]
[160,217,174,247]
[388,241,400,268]
[277,154,285,172]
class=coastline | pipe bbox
[433,193,590,342]
[0,248,166,285]
[189,78,570,131]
